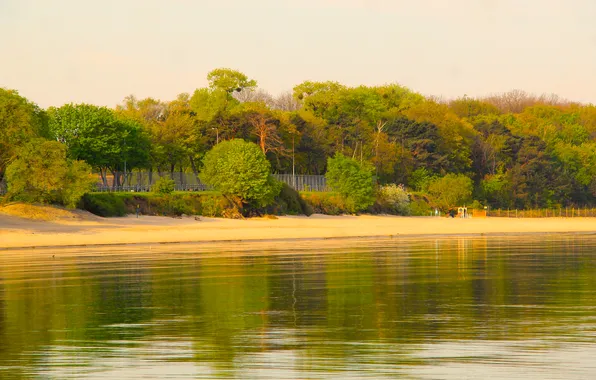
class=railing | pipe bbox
[274,174,329,192]
[488,208,596,218]
[91,172,328,193]
[94,184,211,193]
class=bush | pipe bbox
[410,199,432,216]
[152,177,176,195]
[80,189,316,219]
[200,139,282,208]
[81,193,127,217]
[80,192,242,218]
[266,183,313,216]
[428,173,473,211]
[326,153,375,213]
[6,138,96,208]
[377,184,411,215]
[469,200,484,210]
[301,192,351,215]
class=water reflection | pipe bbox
[0,236,595,379]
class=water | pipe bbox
[1,236,595,379]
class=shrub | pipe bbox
[410,199,432,216]
[61,160,98,208]
[378,184,411,215]
[266,183,313,216]
[152,177,176,195]
[428,174,473,211]
[6,138,95,208]
[81,193,127,217]
[325,153,375,213]
[200,139,282,208]
[301,192,351,215]
[469,200,484,210]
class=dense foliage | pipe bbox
[2,68,595,212]
[377,184,411,215]
[0,89,49,181]
[151,177,176,195]
[200,139,282,208]
[5,139,95,207]
[326,153,376,212]
[428,174,474,211]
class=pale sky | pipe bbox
[1,0,595,108]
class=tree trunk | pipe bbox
[99,168,108,187]
[189,156,199,180]
[110,169,119,188]
[259,131,267,154]
[148,167,153,187]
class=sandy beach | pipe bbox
[1,211,595,250]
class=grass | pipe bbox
[0,202,84,221]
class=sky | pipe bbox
[1,0,595,108]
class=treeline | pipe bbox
[1,68,595,209]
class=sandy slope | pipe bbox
[1,212,595,249]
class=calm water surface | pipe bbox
[1,236,596,379]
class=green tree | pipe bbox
[207,68,257,94]
[190,68,258,146]
[48,103,150,187]
[326,153,375,212]
[5,139,95,207]
[0,89,48,180]
[200,139,281,208]
[428,174,473,211]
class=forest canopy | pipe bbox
[1,68,595,209]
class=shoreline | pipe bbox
[1,231,595,252]
[1,213,595,251]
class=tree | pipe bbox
[326,153,375,212]
[200,139,282,208]
[0,89,48,180]
[48,103,150,187]
[449,97,500,118]
[237,102,286,155]
[190,69,258,146]
[207,68,257,94]
[428,174,473,211]
[5,139,95,207]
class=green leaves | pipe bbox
[5,139,95,207]
[48,103,150,172]
[152,177,176,195]
[0,89,48,179]
[200,139,281,208]
[428,174,473,211]
[326,153,375,213]
[207,68,257,93]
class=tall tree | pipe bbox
[0,89,48,180]
[48,104,150,187]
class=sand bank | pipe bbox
[1,213,595,250]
